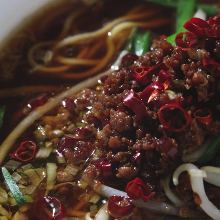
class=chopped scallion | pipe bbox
[1,167,26,205]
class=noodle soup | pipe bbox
[0,0,220,219]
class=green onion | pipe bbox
[199,4,219,16]
[167,0,196,45]
[128,30,152,56]
[197,136,220,164]
[46,163,57,192]
[1,167,26,205]
[0,106,5,130]
[176,0,196,31]
[145,0,218,16]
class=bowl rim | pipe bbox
[0,0,64,50]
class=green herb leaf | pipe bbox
[1,167,26,205]
[128,30,152,56]
[145,0,218,16]
[167,0,196,45]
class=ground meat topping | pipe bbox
[109,110,133,133]
[32,26,220,189]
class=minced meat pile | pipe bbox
[31,15,220,193]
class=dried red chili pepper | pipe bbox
[184,17,209,37]
[10,141,37,163]
[158,103,191,132]
[96,158,112,178]
[30,196,65,220]
[184,15,220,39]
[194,108,213,126]
[125,177,155,202]
[139,82,164,103]
[175,32,198,48]
[57,135,76,153]
[108,196,134,218]
[123,90,149,122]
[132,64,161,85]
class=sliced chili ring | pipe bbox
[158,103,191,132]
[10,141,37,163]
[184,17,209,37]
[108,196,133,218]
[175,32,198,48]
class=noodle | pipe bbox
[28,41,54,67]
[58,9,87,39]
[161,177,184,207]
[33,65,71,73]
[33,18,170,79]
[110,18,171,38]
[54,9,161,49]
[37,37,115,79]
[27,4,168,80]
[56,57,99,66]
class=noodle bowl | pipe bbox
[0,0,220,220]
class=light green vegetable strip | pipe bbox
[1,167,26,205]
[176,0,196,30]
[0,106,5,129]
[199,4,219,16]
[167,0,196,45]
[145,0,218,16]
[131,30,152,56]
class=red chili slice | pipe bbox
[30,196,65,220]
[57,135,76,153]
[175,32,198,48]
[184,17,209,37]
[123,90,149,122]
[108,196,134,218]
[139,82,164,103]
[93,158,113,178]
[10,141,37,163]
[125,177,155,202]
[194,108,213,126]
[184,16,220,39]
[132,64,162,85]
[158,103,191,132]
